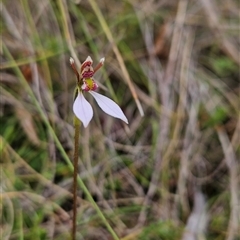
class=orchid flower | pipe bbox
[70,56,128,128]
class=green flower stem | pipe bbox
[3,44,120,240]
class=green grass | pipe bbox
[1,0,239,239]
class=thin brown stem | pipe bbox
[72,116,81,240]
[93,58,104,73]
[70,58,81,84]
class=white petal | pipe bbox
[89,91,128,124]
[73,92,93,128]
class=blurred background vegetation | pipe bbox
[1,0,239,239]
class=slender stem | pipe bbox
[93,58,104,73]
[72,116,81,240]
[70,59,81,84]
